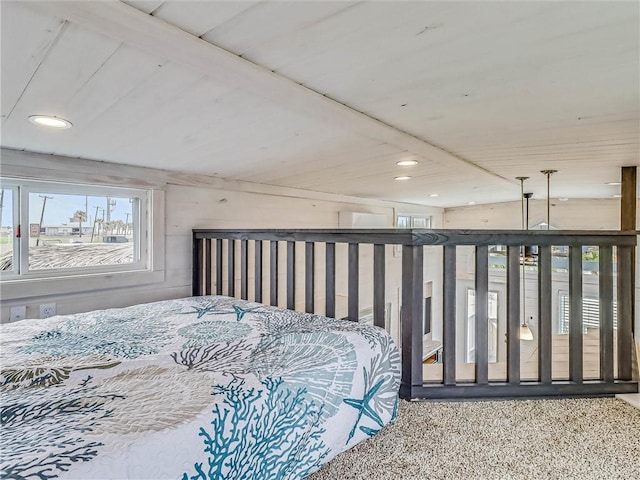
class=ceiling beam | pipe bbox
[30,0,513,186]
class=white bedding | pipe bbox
[1,296,400,479]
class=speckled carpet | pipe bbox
[309,398,640,480]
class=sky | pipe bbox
[0,190,134,227]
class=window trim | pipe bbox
[0,179,165,299]
[0,184,20,278]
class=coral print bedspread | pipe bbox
[0,296,400,480]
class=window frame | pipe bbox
[0,178,164,299]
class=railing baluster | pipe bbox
[507,245,520,384]
[227,239,235,298]
[255,240,263,303]
[348,243,359,321]
[192,236,203,296]
[538,245,552,384]
[443,245,456,386]
[569,245,583,383]
[270,241,278,306]
[475,246,489,385]
[373,244,386,329]
[401,245,424,393]
[599,245,614,382]
[287,241,295,310]
[215,239,222,295]
[204,238,212,296]
[240,240,248,300]
[305,242,314,314]
[325,243,336,318]
[617,245,633,380]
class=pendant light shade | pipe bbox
[520,323,534,341]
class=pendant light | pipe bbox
[515,176,534,341]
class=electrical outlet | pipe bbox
[10,306,26,322]
[40,303,57,319]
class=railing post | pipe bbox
[373,244,386,329]
[255,240,263,303]
[287,241,295,310]
[400,244,423,399]
[569,245,584,383]
[475,245,489,384]
[443,245,457,386]
[538,245,552,384]
[215,239,223,295]
[240,240,248,300]
[617,245,634,380]
[599,245,614,382]
[192,234,202,296]
[507,245,520,384]
[348,243,359,321]
[305,242,315,314]
[325,242,336,318]
[205,238,212,296]
[270,241,278,306]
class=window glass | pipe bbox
[397,215,410,229]
[396,214,431,229]
[0,189,14,271]
[27,192,138,270]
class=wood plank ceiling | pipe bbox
[1,1,638,207]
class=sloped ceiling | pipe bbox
[1,1,638,207]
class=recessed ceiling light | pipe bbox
[429,193,439,197]
[28,115,72,129]
[468,201,476,205]
[606,182,621,186]
[394,176,411,181]
[612,194,622,198]
[558,197,569,202]
[396,160,418,166]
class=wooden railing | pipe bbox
[192,229,638,400]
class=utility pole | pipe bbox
[90,206,102,243]
[106,197,116,223]
[125,212,130,235]
[37,195,53,246]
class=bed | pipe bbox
[0,295,400,480]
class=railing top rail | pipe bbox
[193,229,637,247]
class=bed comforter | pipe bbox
[0,296,400,480]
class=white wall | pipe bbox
[444,198,630,230]
[0,148,443,326]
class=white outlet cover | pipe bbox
[10,306,26,322]
[40,303,57,318]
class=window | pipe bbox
[0,179,150,278]
[396,214,431,229]
[395,214,431,255]
[558,292,618,334]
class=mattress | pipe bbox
[0,296,400,479]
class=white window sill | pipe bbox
[0,269,165,300]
